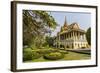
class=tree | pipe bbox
[86,27,91,45]
[23,10,57,48]
[44,36,55,47]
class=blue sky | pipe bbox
[47,11,91,36]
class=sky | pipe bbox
[47,11,91,37]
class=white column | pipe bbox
[71,32,73,39]
[75,31,76,40]
[79,32,81,39]
[69,33,70,39]
[68,33,70,39]
[78,32,79,40]
[65,33,66,39]
[66,34,68,40]
[82,34,84,40]
[64,33,66,49]
[76,32,77,40]
[73,31,74,39]
[84,34,86,40]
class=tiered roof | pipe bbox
[59,16,85,35]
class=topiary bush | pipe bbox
[36,49,50,54]
[23,50,33,61]
[58,50,68,54]
[23,48,42,61]
[31,51,42,59]
[36,49,58,55]
[44,52,64,60]
[23,47,32,51]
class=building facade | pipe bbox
[54,17,88,49]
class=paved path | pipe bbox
[66,48,91,55]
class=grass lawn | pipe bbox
[61,51,90,60]
[24,51,91,63]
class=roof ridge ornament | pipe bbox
[63,16,68,30]
[64,16,67,27]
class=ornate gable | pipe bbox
[69,22,80,29]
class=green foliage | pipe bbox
[23,48,68,61]
[23,49,33,61]
[31,51,42,59]
[23,48,42,61]
[34,48,58,55]
[23,47,32,51]
[86,27,91,45]
[43,36,54,47]
[23,10,57,48]
[44,52,64,60]
[58,50,68,54]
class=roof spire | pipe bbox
[64,16,67,27]
[65,16,67,24]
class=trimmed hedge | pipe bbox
[44,52,64,60]
[32,51,42,59]
[35,49,58,54]
[58,50,68,54]
[23,51,33,61]
[23,48,42,61]
[23,48,67,61]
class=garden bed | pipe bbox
[23,48,91,62]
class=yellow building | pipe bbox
[54,17,88,49]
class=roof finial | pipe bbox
[64,16,67,27]
[65,16,67,24]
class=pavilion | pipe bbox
[54,17,88,49]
